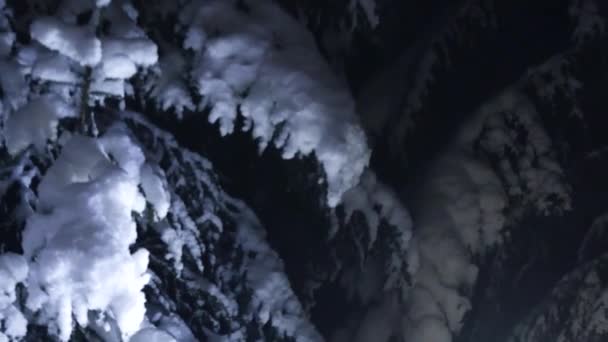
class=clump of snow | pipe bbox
[103,38,158,68]
[100,37,158,79]
[97,0,112,8]
[0,253,28,341]
[0,32,14,57]
[31,52,78,83]
[159,225,186,274]
[27,0,158,106]
[100,54,138,79]
[21,129,153,341]
[0,253,28,307]
[0,305,27,342]
[92,3,158,102]
[30,17,102,66]
[180,0,370,207]
[140,163,170,220]
[4,96,77,155]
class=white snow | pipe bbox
[182,0,370,207]
[140,163,170,220]
[341,170,412,247]
[102,37,158,68]
[21,128,152,341]
[0,253,28,308]
[120,111,321,341]
[396,89,569,342]
[0,305,27,341]
[398,96,510,342]
[144,52,195,118]
[229,198,324,342]
[0,60,28,112]
[27,1,159,106]
[30,17,102,66]
[101,54,138,79]
[99,36,158,81]
[97,0,112,7]
[335,169,413,312]
[119,111,220,275]
[5,96,77,155]
[0,0,376,340]
[31,52,78,83]
[90,77,127,98]
[0,31,14,57]
[0,253,28,341]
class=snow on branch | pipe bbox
[476,90,572,215]
[0,123,170,341]
[0,253,28,341]
[5,96,76,155]
[339,170,413,296]
[396,86,570,342]
[21,129,150,341]
[508,255,608,342]
[122,111,320,341]
[228,198,324,341]
[30,16,102,67]
[27,0,158,107]
[403,117,507,342]
[176,0,371,207]
[120,110,223,275]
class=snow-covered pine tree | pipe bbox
[0,0,414,341]
[283,1,595,342]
